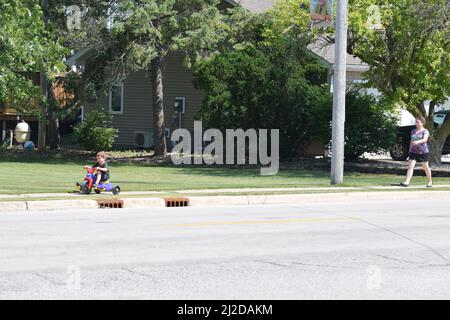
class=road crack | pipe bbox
[374,254,450,268]
[352,218,450,264]
[288,204,450,265]
[32,273,63,286]
[120,268,155,279]
[255,259,359,270]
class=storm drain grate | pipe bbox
[97,199,124,209]
[165,197,189,207]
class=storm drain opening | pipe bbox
[165,197,190,208]
[97,199,124,209]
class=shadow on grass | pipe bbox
[161,165,331,179]
[0,149,88,165]
[0,149,330,179]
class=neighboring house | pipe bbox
[0,73,71,146]
[69,50,209,148]
[307,37,370,89]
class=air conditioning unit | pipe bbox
[134,131,152,148]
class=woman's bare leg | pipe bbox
[404,160,416,185]
[422,161,432,186]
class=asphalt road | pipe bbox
[1,198,450,299]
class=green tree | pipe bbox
[0,0,65,152]
[43,1,117,150]
[195,47,331,158]
[348,0,450,164]
[194,1,333,158]
[61,0,228,156]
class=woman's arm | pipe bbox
[412,133,429,146]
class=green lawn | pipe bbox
[0,156,444,194]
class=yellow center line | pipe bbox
[174,216,357,227]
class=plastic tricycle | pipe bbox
[76,166,121,195]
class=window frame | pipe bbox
[80,105,84,122]
[109,82,124,115]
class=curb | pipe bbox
[26,200,99,212]
[189,196,249,207]
[190,190,450,206]
[122,197,166,209]
[0,202,28,212]
[1,190,449,213]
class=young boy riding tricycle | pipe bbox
[76,151,121,195]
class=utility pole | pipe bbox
[330,0,348,185]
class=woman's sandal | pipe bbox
[399,182,409,187]
[426,184,432,188]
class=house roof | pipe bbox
[65,45,93,67]
[225,0,275,13]
[307,38,369,72]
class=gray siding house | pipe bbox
[72,0,369,149]
[81,52,206,148]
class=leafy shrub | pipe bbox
[73,109,118,152]
[194,47,332,158]
[0,135,11,150]
[314,90,398,160]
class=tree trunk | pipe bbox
[428,137,444,166]
[38,72,47,153]
[48,111,60,149]
[37,110,47,153]
[428,122,450,166]
[150,57,167,157]
[47,83,60,149]
[38,0,49,154]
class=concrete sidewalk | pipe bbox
[2,184,450,200]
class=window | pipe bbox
[109,82,124,114]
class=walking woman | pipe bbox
[400,116,433,187]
